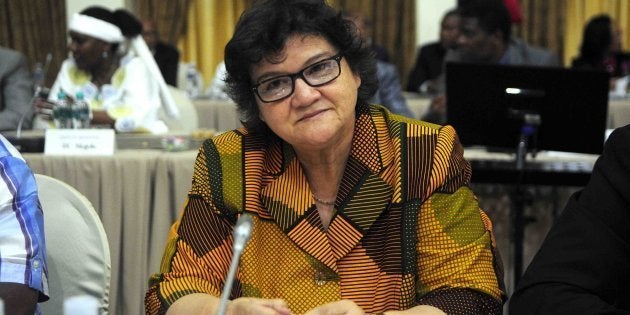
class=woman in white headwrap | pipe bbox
[35,6,177,133]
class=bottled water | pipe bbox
[72,92,91,129]
[186,63,199,99]
[53,91,72,129]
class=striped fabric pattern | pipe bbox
[146,104,504,314]
[0,135,49,306]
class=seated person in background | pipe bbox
[373,61,415,117]
[423,0,560,124]
[406,9,460,94]
[342,11,414,117]
[0,46,33,131]
[142,19,180,87]
[572,14,630,91]
[0,134,49,314]
[145,0,504,314]
[509,124,630,314]
[34,6,169,134]
[343,10,390,62]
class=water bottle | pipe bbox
[33,62,44,95]
[72,92,91,129]
[53,91,72,129]
[186,63,199,99]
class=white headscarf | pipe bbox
[68,13,179,119]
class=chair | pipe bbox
[160,86,200,133]
[35,174,111,315]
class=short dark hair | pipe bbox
[459,0,512,43]
[224,0,378,133]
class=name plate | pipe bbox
[44,129,115,156]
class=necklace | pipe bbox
[313,194,335,206]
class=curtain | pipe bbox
[495,0,630,67]
[0,0,67,87]
[514,0,566,65]
[563,0,630,66]
[168,0,413,89]
[134,0,191,46]
[176,0,252,85]
[333,0,416,88]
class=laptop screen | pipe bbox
[445,62,609,154]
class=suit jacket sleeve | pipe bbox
[509,125,630,314]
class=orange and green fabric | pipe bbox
[145,104,505,314]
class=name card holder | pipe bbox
[44,129,115,156]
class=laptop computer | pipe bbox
[445,62,609,154]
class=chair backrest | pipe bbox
[35,174,111,315]
[160,86,200,133]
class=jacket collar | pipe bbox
[259,105,396,270]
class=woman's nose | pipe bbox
[290,77,319,106]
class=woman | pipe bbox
[145,1,504,314]
[35,6,169,133]
[572,14,627,78]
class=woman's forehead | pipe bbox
[250,35,336,76]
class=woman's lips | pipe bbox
[300,108,328,121]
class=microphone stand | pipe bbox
[511,113,540,288]
[217,213,253,315]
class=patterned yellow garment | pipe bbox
[145,104,505,314]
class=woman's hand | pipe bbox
[304,299,366,315]
[226,297,293,315]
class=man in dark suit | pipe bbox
[0,46,33,131]
[142,19,180,86]
[406,9,460,94]
[509,124,630,314]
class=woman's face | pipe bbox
[251,35,361,150]
[68,31,110,72]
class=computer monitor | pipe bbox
[445,62,609,154]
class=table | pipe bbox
[17,140,602,310]
[465,148,599,292]
[192,95,630,132]
[22,149,198,315]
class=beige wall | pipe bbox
[416,0,457,47]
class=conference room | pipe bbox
[1,0,629,314]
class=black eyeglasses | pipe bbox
[252,53,343,103]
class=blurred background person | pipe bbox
[572,14,630,92]
[406,9,460,95]
[0,46,34,131]
[373,60,415,117]
[34,6,172,134]
[342,10,414,117]
[0,134,48,314]
[343,9,390,62]
[146,0,504,314]
[422,0,560,124]
[142,18,180,87]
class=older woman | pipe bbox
[145,1,504,314]
[35,6,171,133]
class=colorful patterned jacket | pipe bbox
[146,104,505,314]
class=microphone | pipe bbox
[16,53,52,139]
[217,213,254,315]
[9,54,52,152]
